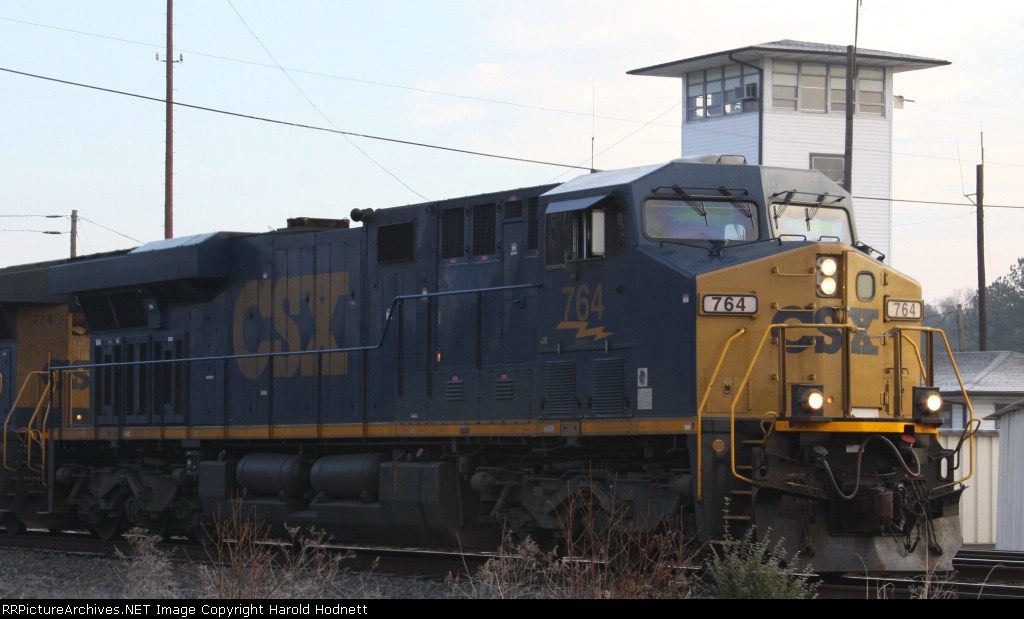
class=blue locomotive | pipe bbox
[0,155,973,572]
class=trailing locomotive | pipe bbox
[0,155,974,573]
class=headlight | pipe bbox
[819,277,837,295]
[792,384,825,416]
[816,255,841,298]
[913,387,943,415]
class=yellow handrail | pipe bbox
[899,331,928,382]
[728,323,787,484]
[2,370,49,472]
[24,385,52,478]
[728,322,871,483]
[894,325,976,490]
[695,327,747,503]
[725,322,973,489]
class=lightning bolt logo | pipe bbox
[557,321,613,341]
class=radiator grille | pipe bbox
[591,358,625,415]
[544,360,577,414]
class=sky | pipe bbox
[1,0,1022,304]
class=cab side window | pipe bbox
[545,196,624,267]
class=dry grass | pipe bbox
[448,487,699,599]
[114,507,396,599]
[117,530,196,598]
[110,492,828,599]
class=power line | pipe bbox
[225,0,427,201]
[854,195,1024,210]
[0,16,678,130]
[0,229,63,234]
[0,214,64,218]
[0,215,139,245]
[77,216,142,243]
[9,15,1024,171]
[0,67,594,172]
[6,62,1023,213]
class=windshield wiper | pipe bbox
[803,206,821,231]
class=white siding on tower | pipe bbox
[682,112,760,164]
[761,111,893,261]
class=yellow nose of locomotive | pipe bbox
[696,243,935,423]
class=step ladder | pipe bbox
[2,370,57,484]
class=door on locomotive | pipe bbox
[539,193,632,421]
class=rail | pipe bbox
[896,325,976,490]
[46,282,542,438]
[726,322,974,488]
[2,370,54,481]
[696,326,746,503]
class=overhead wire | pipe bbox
[76,215,142,243]
[0,15,679,129]
[12,14,1024,169]
[0,67,594,172]
[225,1,429,201]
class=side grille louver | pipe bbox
[544,360,577,414]
[592,358,626,415]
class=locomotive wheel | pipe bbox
[187,512,218,547]
[189,524,217,547]
[90,516,127,541]
[3,513,26,535]
[146,514,173,541]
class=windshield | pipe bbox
[643,198,758,242]
[770,203,853,244]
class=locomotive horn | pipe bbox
[350,207,375,223]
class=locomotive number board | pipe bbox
[885,298,923,321]
[701,294,758,315]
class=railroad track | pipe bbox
[953,547,1024,577]
[828,548,1024,599]
[0,528,489,579]
[2,531,1022,599]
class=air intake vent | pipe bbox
[591,358,626,415]
[544,361,577,415]
[495,376,514,401]
[445,376,465,402]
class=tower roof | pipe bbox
[629,39,949,78]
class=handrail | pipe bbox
[728,323,786,484]
[899,331,928,382]
[726,322,973,489]
[894,325,976,490]
[695,327,747,503]
[729,321,867,483]
[51,282,545,373]
[46,283,542,441]
[24,384,52,479]
[2,370,50,472]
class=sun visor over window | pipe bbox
[545,193,608,215]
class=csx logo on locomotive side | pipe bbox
[231,272,349,379]
[772,305,880,355]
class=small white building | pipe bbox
[629,40,949,263]
[934,351,1024,547]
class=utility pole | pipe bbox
[956,304,965,352]
[843,1,861,191]
[843,44,855,191]
[976,151,987,351]
[162,0,177,240]
[70,209,78,258]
